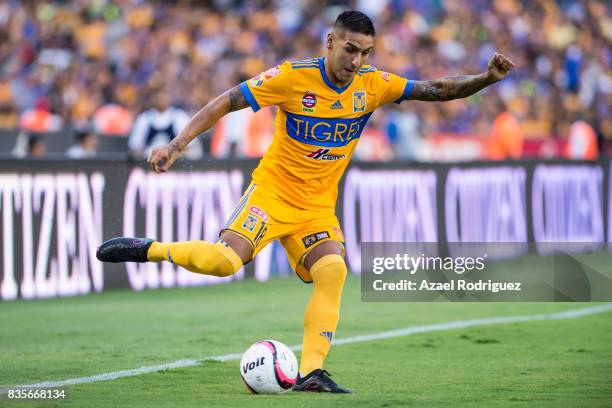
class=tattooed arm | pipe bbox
[406,52,516,102]
[149,86,249,173]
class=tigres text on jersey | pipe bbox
[239,57,413,210]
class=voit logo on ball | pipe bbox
[302,92,317,113]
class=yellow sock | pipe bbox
[299,254,347,376]
[147,240,242,277]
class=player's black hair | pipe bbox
[334,10,375,36]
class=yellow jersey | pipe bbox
[239,57,413,210]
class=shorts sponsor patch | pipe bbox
[249,206,269,222]
[302,231,330,248]
[242,214,258,232]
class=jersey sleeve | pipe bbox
[374,71,414,107]
[239,61,293,112]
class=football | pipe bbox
[239,340,298,394]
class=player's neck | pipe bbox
[323,58,350,88]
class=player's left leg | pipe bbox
[293,241,351,393]
[281,226,351,393]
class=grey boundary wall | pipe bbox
[0,157,609,300]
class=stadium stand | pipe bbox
[0,0,609,159]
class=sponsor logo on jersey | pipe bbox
[242,214,258,232]
[306,148,346,161]
[320,331,333,343]
[352,91,366,112]
[302,92,317,112]
[302,231,330,248]
[249,205,269,221]
[330,100,343,109]
[285,112,372,147]
[380,71,391,81]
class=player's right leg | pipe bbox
[97,183,273,277]
[96,230,251,277]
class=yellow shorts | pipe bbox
[221,183,344,283]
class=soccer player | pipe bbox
[97,10,515,393]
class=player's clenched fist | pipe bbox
[487,52,516,82]
[148,144,179,173]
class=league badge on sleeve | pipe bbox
[352,91,366,112]
[250,66,282,87]
[263,66,282,79]
[250,75,265,87]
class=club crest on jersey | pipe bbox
[352,91,366,112]
[242,214,258,232]
[302,92,317,113]
[380,71,391,81]
[306,148,346,161]
[330,100,343,110]
[249,206,269,222]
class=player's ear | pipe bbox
[326,33,333,50]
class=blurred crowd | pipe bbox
[0,0,610,160]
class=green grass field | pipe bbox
[1,275,611,407]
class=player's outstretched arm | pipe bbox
[406,52,515,102]
[148,86,250,173]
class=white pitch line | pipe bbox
[3,303,612,392]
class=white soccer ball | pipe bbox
[240,340,298,394]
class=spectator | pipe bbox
[355,113,394,161]
[19,98,63,133]
[66,128,98,159]
[565,120,598,160]
[486,110,524,160]
[0,1,609,159]
[0,81,18,129]
[93,103,133,136]
[128,87,201,160]
[211,107,274,158]
[27,134,46,158]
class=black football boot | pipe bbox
[96,237,154,263]
[292,369,352,394]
